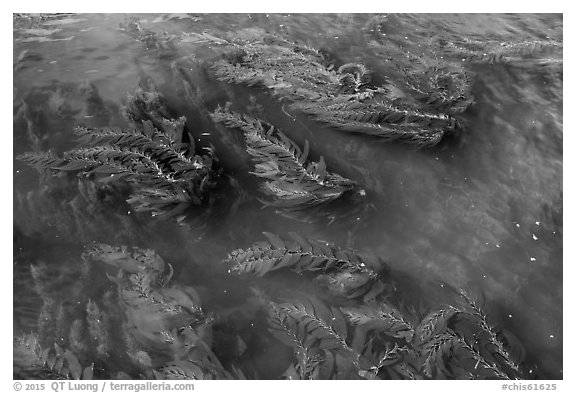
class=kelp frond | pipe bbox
[17,151,64,171]
[413,306,460,345]
[17,234,529,381]
[225,232,383,300]
[437,37,563,68]
[153,330,237,380]
[211,107,358,209]
[268,303,323,379]
[14,173,148,244]
[266,294,424,380]
[253,269,524,380]
[456,289,521,374]
[225,232,380,277]
[411,295,523,379]
[341,303,415,342]
[293,99,456,148]
[87,244,208,344]
[87,244,237,379]
[270,296,350,353]
[396,65,474,115]
[190,31,471,147]
[267,295,355,379]
[17,82,219,225]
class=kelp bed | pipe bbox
[13,14,563,380]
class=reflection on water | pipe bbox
[13,13,562,379]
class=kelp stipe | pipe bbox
[17,81,221,227]
[211,107,360,213]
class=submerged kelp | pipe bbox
[14,245,240,380]
[119,17,182,63]
[225,233,525,380]
[14,333,95,380]
[365,14,563,70]
[266,294,521,380]
[13,13,562,380]
[14,174,148,244]
[436,38,563,68]
[15,239,526,380]
[183,29,469,148]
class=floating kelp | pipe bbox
[211,107,359,212]
[185,29,470,148]
[365,14,562,69]
[292,99,457,148]
[222,231,526,380]
[225,232,385,301]
[18,81,221,227]
[14,235,528,380]
[435,38,563,67]
[262,288,525,380]
[13,14,555,381]
[354,46,474,117]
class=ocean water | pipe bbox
[13,13,562,379]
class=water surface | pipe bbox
[13,13,563,379]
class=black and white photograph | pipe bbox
[11,7,564,385]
